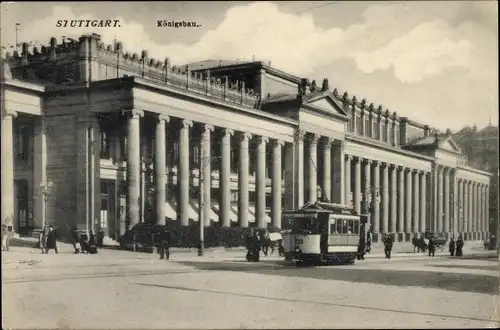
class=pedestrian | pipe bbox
[97,227,105,248]
[449,238,456,257]
[357,233,366,260]
[366,230,372,254]
[158,229,171,260]
[428,236,435,257]
[384,234,394,259]
[455,235,464,257]
[45,225,58,254]
[87,230,98,254]
[71,226,80,254]
[2,225,14,251]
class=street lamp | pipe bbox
[198,155,221,257]
[39,180,53,229]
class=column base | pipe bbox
[397,233,404,242]
[372,233,379,243]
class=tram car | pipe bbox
[281,202,366,266]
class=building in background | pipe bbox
[0,33,492,244]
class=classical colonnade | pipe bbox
[121,109,491,240]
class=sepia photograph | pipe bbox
[1,1,499,328]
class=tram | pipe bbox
[281,201,367,266]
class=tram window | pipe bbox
[336,221,342,234]
[342,220,349,234]
[330,220,336,234]
[353,220,360,234]
[348,220,354,234]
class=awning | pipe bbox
[213,204,239,222]
[249,205,271,223]
[192,203,219,222]
[164,202,177,220]
[169,200,198,221]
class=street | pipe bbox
[2,245,499,329]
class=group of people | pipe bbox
[447,236,464,257]
[70,226,104,254]
[38,225,59,254]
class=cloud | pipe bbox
[1,2,491,84]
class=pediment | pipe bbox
[305,94,348,117]
[438,138,461,153]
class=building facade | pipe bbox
[1,34,491,242]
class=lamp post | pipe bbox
[39,181,53,229]
[142,154,154,224]
[198,156,221,257]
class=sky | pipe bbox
[1,1,498,131]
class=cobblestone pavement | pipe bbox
[2,245,499,329]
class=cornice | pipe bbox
[301,103,349,122]
[1,79,46,94]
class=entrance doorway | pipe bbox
[15,179,30,235]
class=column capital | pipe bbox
[307,133,321,145]
[364,159,372,165]
[346,154,353,161]
[201,124,214,133]
[122,109,144,119]
[294,129,306,142]
[254,136,269,144]
[157,114,170,123]
[181,119,193,128]
[2,109,18,119]
[373,160,381,167]
[221,128,234,137]
[272,139,284,147]
[321,136,334,148]
[412,168,420,173]
[238,132,252,142]
[405,167,412,173]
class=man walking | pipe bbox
[70,226,80,254]
[159,229,171,260]
[45,225,58,254]
[383,234,394,259]
[449,238,456,256]
[428,236,436,257]
[455,235,464,256]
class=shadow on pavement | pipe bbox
[428,264,500,271]
[133,282,494,323]
[175,261,499,295]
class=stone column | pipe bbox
[363,159,371,226]
[332,141,345,204]
[256,136,268,229]
[475,183,480,239]
[178,119,193,227]
[471,183,476,239]
[381,163,389,234]
[437,166,443,233]
[155,115,169,225]
[1,110,17,227]
[307,133,320,202]
[412,169,419,234]
[201,124,214,227]
[458,179,464,234]
[220,128,233,228]
[372,161,381,234]
[354,158,362,214]
[397,166,405,236]
[345,155,352,207]
[443,168,450,235]
[481,184,486,239]
[126,109,143,230]
[272,140,283,229]
[390,165,397,233]
[405,168,412,236]
[238,132,252,227]
[485,185,490,236]
[464,181,472,239]
[33,116,47,230]
[293,130,305,208]
[321,137,332,202]
[419,171,427,233]
[452,171,458,238]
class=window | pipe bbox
[120,136,128,161]
[389,123,394,144]
[330,220,337,234]
[356,115,363,134]
[364,117,370,136]
[381,122,387,142]
[100,131,111,159]
[373,120,379,140]
[395,127,400,145]
[15,125,30,162]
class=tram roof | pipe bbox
[282,201,355,214]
